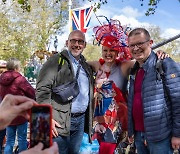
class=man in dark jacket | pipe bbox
[36,30,94,154]
[127,28,180,154]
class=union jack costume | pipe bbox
[72,6,93,33]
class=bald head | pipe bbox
[66,30,86,60]
[68,30,86,42]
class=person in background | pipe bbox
[127,28,180,154]
[0,58,35,153]
[36,30,94,154]
[0,129,6,153]
[0,94,59,154]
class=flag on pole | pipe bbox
[71,6,93,33]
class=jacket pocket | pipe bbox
[51,101,71,129]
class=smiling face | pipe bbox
[128,32,153,66]
[102,46,118,65]
[66,30,86,60]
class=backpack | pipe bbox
[156,59,171,103]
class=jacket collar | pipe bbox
[130,51,156,75]
[142,51,156,71]
[60,49,86,63]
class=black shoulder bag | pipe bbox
[52,56,81,103]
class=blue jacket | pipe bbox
[128,51,180,142]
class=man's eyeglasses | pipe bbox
[128,40,149,49]
[70,39,85,45]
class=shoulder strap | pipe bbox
[156,59,171,103]
[58,53,65,71]
[58,53,81,79]
[75,64,81,79]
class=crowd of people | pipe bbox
[0,19,180,154]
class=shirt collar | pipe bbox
[67,50,80,65]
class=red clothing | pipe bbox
[93,62,128,147]
[132,68,145,131]
[0,70,35,125]
[99,142,116,154]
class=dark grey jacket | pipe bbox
[128,51,180,142]
[36,50,94,142]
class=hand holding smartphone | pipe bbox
[30,104,52,149]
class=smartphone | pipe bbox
[30,104,52,149]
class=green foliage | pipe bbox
[0,0,69,65]
[1,0,180,15]
[85,0,180,16]
[83,42,101,61]
[146,26,180,62]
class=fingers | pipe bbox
[128,136,134,143]
[19,143,44,154]
[53,120,61,128]
[144,140,147,146]
[52,119,60,137]
[19,111,30,120]
[172,143,180,150]
[4,94,36,113]
[156,50,169,59]
[33,142,44,150]
[172,144,177,150]
[6,94,35,105]
[101,127,106,133]
[95,124,106,133]
[17,100,34,111]
[44,142,59,154]
[52,128,58,137]
[171,137,180,150]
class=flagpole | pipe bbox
[68,0,72,33]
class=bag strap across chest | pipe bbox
[58,53,81,79]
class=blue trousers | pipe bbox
[0,129,6,153]
[135,131,173,154]
[53,114,85,154]
[4,122,28,154]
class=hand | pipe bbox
[171,136,180,150]
[144,139,147,146]
[128,135,134,144]
[156,50,169,59]
[52,119,61,137]
[20,142,59,154]
[94,124,106,134]
[0,94,36,130]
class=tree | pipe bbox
[146,26,180,62]
[83,40,101,61]
[3,0,179,16]
[85,0,180,16]
[0,0,69,64]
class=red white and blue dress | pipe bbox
[92,59,128,147]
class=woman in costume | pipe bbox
[87,19,133,154]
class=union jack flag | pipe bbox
[71,6,93,33]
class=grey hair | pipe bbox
[6,58,21,71]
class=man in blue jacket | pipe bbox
[127,28,180,154]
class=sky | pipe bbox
[51,0,180,51]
